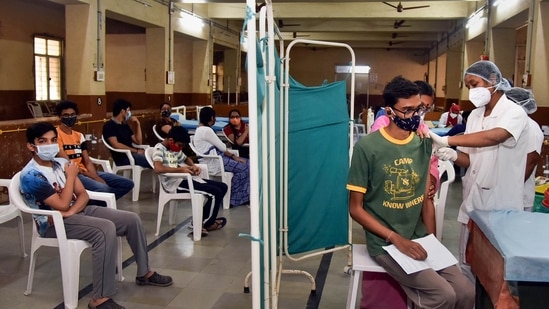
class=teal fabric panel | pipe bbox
[287,80,350,254]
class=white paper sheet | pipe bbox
[382,234,458,274]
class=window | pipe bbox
[34,37,62,101]
[212,65,217,91]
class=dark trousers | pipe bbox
[177,179,228,228]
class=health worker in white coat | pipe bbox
[505,87,544,211]
[429,60,529,282]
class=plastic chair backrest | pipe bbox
[434,159,456,240]
[152,124,165,141]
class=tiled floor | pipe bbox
[0,171,464,309]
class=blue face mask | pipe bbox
[392,114,421,132]
[125,110,132,121]
[35,143,59,161]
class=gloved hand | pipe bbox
[435,147,458,161]
[428,130,449,149]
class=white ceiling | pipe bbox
[176,1,485,51]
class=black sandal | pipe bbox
[205,217,227,231]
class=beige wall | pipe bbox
[105,34,147,92]
[0,0,65,90]
[288,47,430,95]
[531,1,549,105]
[173,35,196,94]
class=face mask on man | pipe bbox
[469,86,495,108]
[35,143,59,161]
[61,115,77,127]
[161,110,171,118]
[125,110,132,121]
[169,141,182,153]
[389,108,421,132]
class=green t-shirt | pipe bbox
[347,127,432,256]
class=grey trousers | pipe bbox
[374,254,475,309]
[44,206,150,299]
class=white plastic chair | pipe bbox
[89,157,114,173]
[346,160,455,309]
[189,136,234,209]
[145,148,209,240]
[353,123,367,145]
[26,101,43,118]
[9,172,124,309]
[434,159,455,240]
[0,178,27,257]
[152,124,165,141]
[101,135,156,201]
[346,244,413,309]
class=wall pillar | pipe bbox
[491,28,516,82]
[445,48,462,108]
[192,40,211,104]
[146,27,172,108]
[65,3,107,118]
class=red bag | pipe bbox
[360,272,407,309]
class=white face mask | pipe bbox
[449,113,458,118]
[469,87,493,108]
[35,143,59,161]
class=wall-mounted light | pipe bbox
[177,8,204,30]
[335,65,370,74]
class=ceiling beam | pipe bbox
[206,2,470,19]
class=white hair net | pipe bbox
[464,60,512,91]
[505,87,537,114]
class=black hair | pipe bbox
[112,99,132,116]
[382,76,420,107]
[159,102,171,110]
[462,110,471,123]
[167,126,190,144]
[414,80,435,97]
[26,122,57,143]
[199,106,216,126]
[55,101,79,116]
[227,109,242,144]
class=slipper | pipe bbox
[206,217,227,231]
[189,227,208,237]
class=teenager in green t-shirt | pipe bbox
[347,76,474,309]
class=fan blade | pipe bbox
[382,2,398,9]
[402,5,430,10]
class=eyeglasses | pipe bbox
[230,115,240,119]
[390,105,427,118]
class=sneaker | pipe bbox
[88,298,125,309]
[135,271,173,287]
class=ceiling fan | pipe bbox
[391,32,409,39]
[393,20,411,29]
[292,32,310,38]
[383,1,430,12]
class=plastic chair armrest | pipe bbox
[86,191,117,209]
[89,157,113,173]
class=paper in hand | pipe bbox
[382,234,458,274]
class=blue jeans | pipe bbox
[78,172,134,200]
[114,153,152,169]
